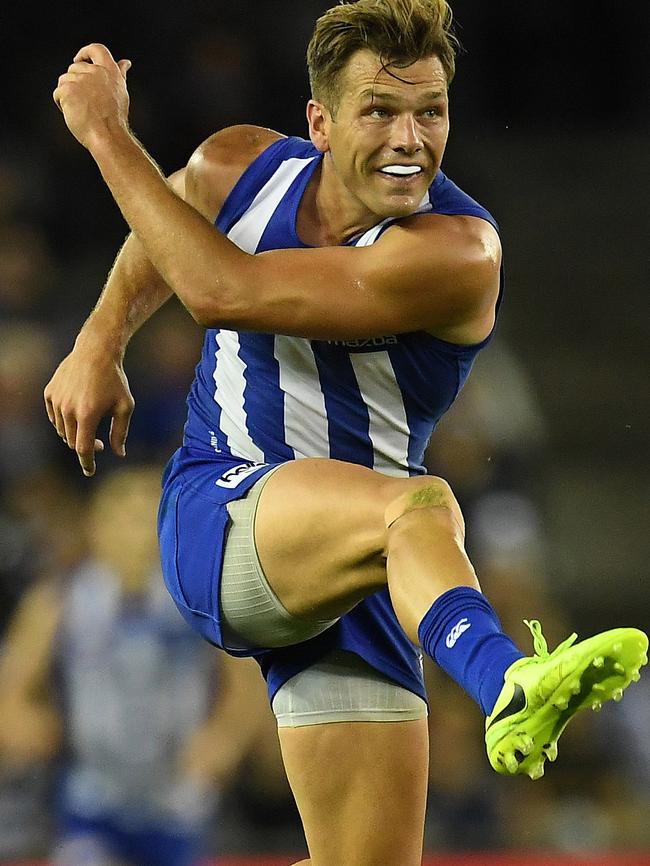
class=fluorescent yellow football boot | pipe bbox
[485,619,648,780]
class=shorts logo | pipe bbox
[216,462,266,489]
[445,618,472,649]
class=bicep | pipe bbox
[229,218,501,341]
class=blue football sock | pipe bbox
[418,585,524,715]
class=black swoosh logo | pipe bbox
[488,683,526,727]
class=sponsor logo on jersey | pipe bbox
[216,462,266,489]
[445,617,472,648]
[327,335,399,351]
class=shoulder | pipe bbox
[184,125,285,220]
[391,210,500,250]
[378,212,501,284]
[375,213,502,343]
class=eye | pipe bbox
[422,108,440,119]
[369,107,390,119]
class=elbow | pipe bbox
[180,291,248,330]
[166,272,231,329]
[185,300,223,329]
[169,256,256,330]
[186,301,216,328]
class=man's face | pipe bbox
[311,50,450,220]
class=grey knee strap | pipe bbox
[272,650,428,727]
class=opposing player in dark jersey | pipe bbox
[46,2,647,863]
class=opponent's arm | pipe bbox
[179,654,273,789]
[0,581,63,765]
[54,45,500,347]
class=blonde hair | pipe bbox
[307,0,459,112]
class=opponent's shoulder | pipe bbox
[185,125,285,220]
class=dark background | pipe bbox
[0,0,649,857]
[2,0,647,619]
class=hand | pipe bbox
[53,43,132,150]
[44,332,135,476]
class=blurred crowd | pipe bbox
[1,1,649,863]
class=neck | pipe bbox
[298,153,384,247]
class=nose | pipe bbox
[389,114,423,154]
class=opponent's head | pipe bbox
[307,0,458,219]
[87,466,162,591]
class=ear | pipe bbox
[306,100,332,153]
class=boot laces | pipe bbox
[524,619,578,660]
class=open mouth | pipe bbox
[378,165,423,178]
[377,165,424,187]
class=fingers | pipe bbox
[52,404,68,444]
[54,51,131,113]
[44,392,56,429]
[62,412,78,452]
[108,399,134,458]
[44,351,134,476]
[44,387,108,477]
[53,66,97,110]
[75,421,105,477]
[73,43,116,67]
[66,61,97,75]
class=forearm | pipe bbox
[77,162,188,356]
[78,229,173,357]
[88,129,246,326]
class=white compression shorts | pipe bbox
[220,469,428,727]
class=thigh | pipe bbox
[279,717,429,866]
[254,458,402,620]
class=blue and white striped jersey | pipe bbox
[183,135,499,476]
[54,561,215,829]
[167,135,501,702]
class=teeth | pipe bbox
[529,762,545,781]
[591,701,602,712]
[613,688,624,702]
[592,656,604,668]
[632,671,641,682]
[553,697,569,710]
[614,662,625,675]
[380,165,422,176]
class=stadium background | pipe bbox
[0,0,648,863]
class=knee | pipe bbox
[384,476,465,538]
